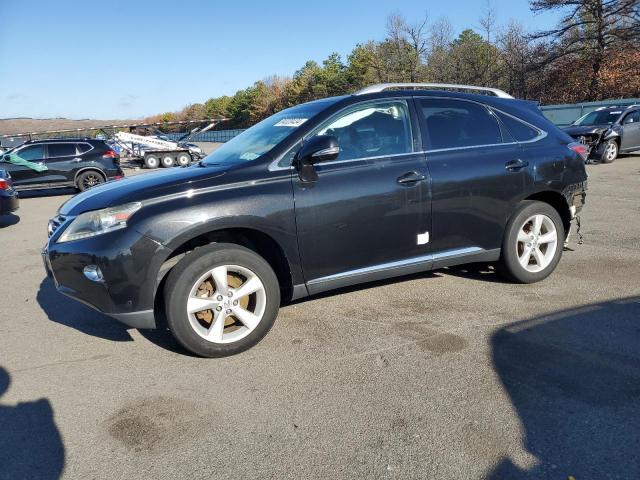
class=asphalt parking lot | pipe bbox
[1,155,639,479]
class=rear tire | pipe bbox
[161,154,175,168]
[176,152,191,167]
[76,170,105,192]
[164,243,280,357]
[497,201,564,283]
[597,139,618,163]
[144,155,160,169]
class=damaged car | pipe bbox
[563,105,640,163]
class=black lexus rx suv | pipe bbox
[43,84,588,357]
[0,138,123,191]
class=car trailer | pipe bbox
[0,118,227,169]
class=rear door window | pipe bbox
[417,98,503,150]
[494,111,540,141]
[47,143,77,158]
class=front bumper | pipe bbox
[42,220,171,329]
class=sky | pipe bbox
[0,0,561,119]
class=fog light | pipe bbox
[83,265,104,283]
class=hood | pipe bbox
[59,163,228,216]
[563,125,609,136]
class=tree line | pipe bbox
[146,0,640,129]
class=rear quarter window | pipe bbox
[76,143,93,153]
[493,111,541,142]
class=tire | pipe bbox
[497,200,565,283]
[176,152,191,167]
[597,139,618,163]
[76,170,105,192]
[161,154,175,168]
[144,155,160,169]
[164,243,280,357]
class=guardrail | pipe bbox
[540,99,640,127]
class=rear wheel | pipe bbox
[144,155,160,169]
[598,139,618,163]
[161,154,175,168]
[176,152,191,167]
[497,201,564,283]
[76,170,105,192]
[164,243,280,357]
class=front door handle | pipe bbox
[397,171,426,185]
[505,159,529,171]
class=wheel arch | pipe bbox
[523,190,571,236]
[153,226,296,319]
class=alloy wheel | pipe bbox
[516,214,558,273]
[186,264,266,344]
[605,142,617,162]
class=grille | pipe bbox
[47,214,67,237]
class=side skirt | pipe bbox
[306,247,501,296]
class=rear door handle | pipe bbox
[505,159,529,171]
[397,171,426,185]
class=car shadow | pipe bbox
[0,213,20,228]
[0,366,65,479]
[36,278,191,355]
[488,296,640,479]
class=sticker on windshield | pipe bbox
[240,152,261,161]
[274,118,307,127]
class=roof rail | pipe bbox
[626,104,640,109]
[355,83,514,99]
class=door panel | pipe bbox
[426,144,525,253]
[621,111,640,150]
[45,143,81,184]
[292,99,431,290]
[2,144,46,186]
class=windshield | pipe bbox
[201,99,337,166]
[574,110,622,126]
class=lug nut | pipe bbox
[217,295,223,301]
[233,300,238,306]
[226,309,232,314]
[216,306,222,311]
[227,292,233,297]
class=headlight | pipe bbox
[57,202,141,243]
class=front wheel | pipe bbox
[598,139,618,164]
[164,243,280,357]
[497,201,564,283]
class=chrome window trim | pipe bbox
[308,247,483,285]
[268,97,415,171]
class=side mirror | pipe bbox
[295,135,339,183]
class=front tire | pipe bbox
[597,139,618,163]
[498,201,564,283]
[164,243,280,357]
